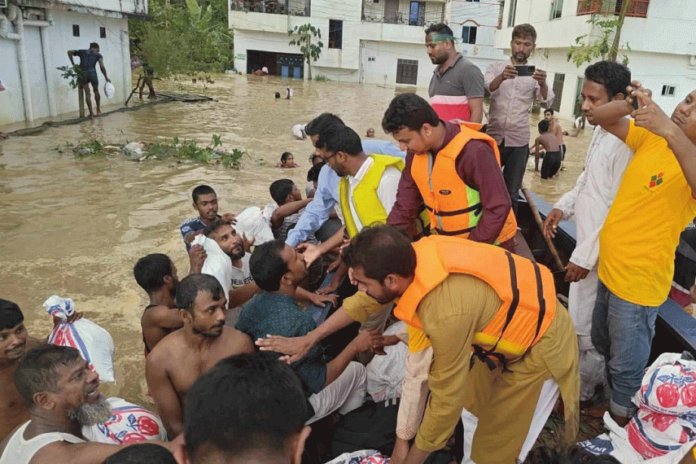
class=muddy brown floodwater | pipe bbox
[0,74,593,405]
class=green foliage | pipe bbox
[566,15,630,67]
[288,23,323,80]
[129,0,234,77]
[314,74,330,81]
[56,65,85,89]
[212,134,222,148]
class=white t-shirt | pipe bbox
[231,254,253,289]
[0,422,84,464]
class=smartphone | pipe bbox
[515,65,535,77]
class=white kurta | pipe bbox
[553,124,633,399]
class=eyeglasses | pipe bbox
[321,152,339,162]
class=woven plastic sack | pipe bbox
[44,295,115,383]
[192,234,233,297]
[104,81,115,99]
[83,397,167,444]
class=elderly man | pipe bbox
[485,23,554,214]
[0,345,179,464]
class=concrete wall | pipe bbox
[0,9,132,126]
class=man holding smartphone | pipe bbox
[485,24,554,214]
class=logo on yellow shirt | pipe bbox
[648,172,664,189]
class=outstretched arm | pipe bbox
[587,99,632,142]
[68,50,76,65]
[271,198,312,229]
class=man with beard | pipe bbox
[342,226,579,464]
[0,345,180,464]
[145,273,254,438]
[485,23,553,214]
[426,23,484,124]
[133,254,184,356]
[236,240,376,424]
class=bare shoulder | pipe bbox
[146,330,183,367]
[222,327,254,354]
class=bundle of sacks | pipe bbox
[581,352,696,463]
[44,295,167,443]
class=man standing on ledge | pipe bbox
[485,24,554,214]
[68,43,110,118]
[426,23,484,124]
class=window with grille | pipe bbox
[100,27,106,38]
[551,73,565,112]
[329,20,342,49]
[396,59,418,85]
[462,26,477,44]
[507,0,517,27]
[72,25,80,37]
[662,85,676,97]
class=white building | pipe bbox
[495,0,696,119]
[229,0,507,87]
[0,0,145,126]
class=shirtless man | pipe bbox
[533,119,562,179]
[145,273,254,438]
[133,254,184,356]
[544,108,567,160]
[0,345,180,464]
[0,300,42,442]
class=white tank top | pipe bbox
[0,421,84,464]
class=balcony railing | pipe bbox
[361,10,444,26]
[577,0,649,18]
[230,0,310,16]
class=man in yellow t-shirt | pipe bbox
[588,82,696,426]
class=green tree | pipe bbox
[288,24,323,80]
[566,0,631,67]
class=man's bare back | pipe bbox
[535,132,561,153]
[141,304,183,354]
[146,326,253,437]
[0,338,42,442]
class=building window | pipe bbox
[409,2,425,26]
[550,0,563,19]
[72,24,80,37]
[466,0,480,2]
[551,73,565,112]
[100,27,106,38]
[396,59,418,85]
[577,0,649,18]
[507,0,517,27]
[329,20,343,49]
[461,26,477,44]
[662,85,676,96]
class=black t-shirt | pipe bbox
[75,50,102,73]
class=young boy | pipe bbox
[588,82,696,426]
[533,119,562,179]
[269,179,313,242]
[180,185,235,251]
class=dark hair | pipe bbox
[90,42,99,50]
[425,23,454,44]
[317,124,363,156]
[538,119,549,132]
[0,299,24,331]
[382,93,440,134]
[343,225,416,282]
[270,179,295,206]
[133,254,173,293]
[192,185,216,204]
[512,23,537,42]
[203,218,232,239]
[184,352,308,462]
[307,163,325,183]
[280,152,293,163]
[249,240,288,292]
[175,274,224,312]
[14,345,81,404]
[275,92,281,99]
[309,153,323,165]
[584,61,631,100]
[102,443,177,464]
[304,113,344,139]
[544,108,554,115]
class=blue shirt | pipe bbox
[235,292,327,395]
[180,217,206,251]
[285,139,405,246]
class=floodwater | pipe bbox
[0,74,593,405]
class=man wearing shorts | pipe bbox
[68,43,110,118]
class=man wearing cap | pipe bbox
[426,23,484,124]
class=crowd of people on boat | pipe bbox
[3,21,696,464]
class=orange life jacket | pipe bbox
[394,235,557,362]
[411,123,517,243]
